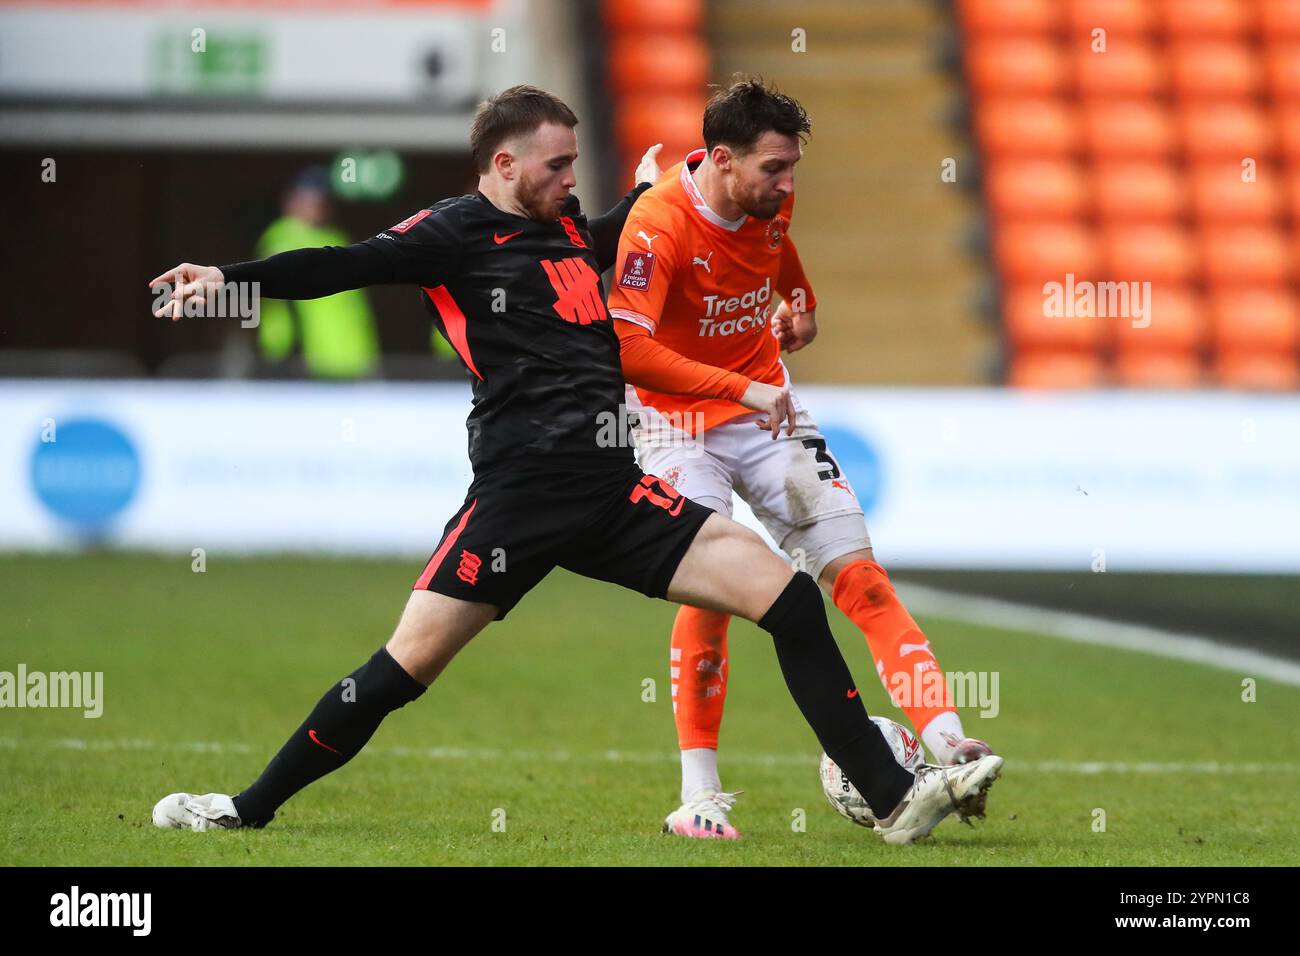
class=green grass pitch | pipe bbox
[1,553,1296,866]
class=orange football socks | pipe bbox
[670,604,731,751]
[831,559,964,753]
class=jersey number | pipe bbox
[801,438,842,481]
[630,475,685,516]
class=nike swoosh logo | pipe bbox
[899,641,931,657]
[847,688,859,699]
[494,231,523,244]
[308,729,340,754]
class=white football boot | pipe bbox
[662,788,743,839]
[945,737,997,821]
[873,754,1003,846]
[152,792,243,831]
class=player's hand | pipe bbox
[740,380,796,440]
[771,300,817,353]
[634,143,664,187]
[148,263,225,321]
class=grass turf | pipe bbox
[1,553,1297,866]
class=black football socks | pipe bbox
[758,572,914,818]
[232,646,427,828]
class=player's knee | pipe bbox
[817,547,875,590]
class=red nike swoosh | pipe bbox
[494,231,523,244]
[308,729,340,754]
[847,688,859,699]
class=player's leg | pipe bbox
[735,408,991,768]
[665,512,1000,839]
[819,549,990,767]
[153,589,495,832]
[226,590,496,828]
[154,485,545,832]
[631,411,739,833]
[665,497,737,837]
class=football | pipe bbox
[819,715,926,827]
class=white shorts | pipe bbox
[632,401,871,580]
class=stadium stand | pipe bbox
[957,0,1300,389]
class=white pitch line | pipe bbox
[893,581,1300,689]
[1,737,1297,773]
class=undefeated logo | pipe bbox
[541,257,607,325]
[619,251,655,290]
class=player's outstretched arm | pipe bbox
[149,232,437,321]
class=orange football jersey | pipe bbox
[607,148,817,432]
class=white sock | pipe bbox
[680,748,721,803]
[920,712,966,765]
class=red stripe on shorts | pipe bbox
[414,498,479,590]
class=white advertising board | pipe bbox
[3,381,1298,572]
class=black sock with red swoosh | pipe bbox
[232,646,426,828]
[758,572,914,818]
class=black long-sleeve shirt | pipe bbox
[221,184,651,473]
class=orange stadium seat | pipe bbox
[1094,161,1186,220]
[615,93,704,170]
[965,38,1070,96]
[1259,0,1300,39]
[1180,102,1276,158]
[1215,351,1300,389]
[1102,223,1198,283]
[1201,225,1293,284]
[1008,350,1107,387]
[1289,170,1300,222]
[603,0,702,32]
[1210,286,1300,352]
[995,221,1101,280]
[1083,100,1178,157]
[1189,161,1284,223]
[1114,285,1205,352]
[957,0,1060,35]
[984,158,1091,218]
[1073,42,1167,97]
[607,35,709,96]
[976,98,1081,156]
[1264,45,1300,100]
[1159,0,1255,39]
[1279,107,1300,160]
[1066,0,1157,37]
[1113,350,1204,388]
[1170,41,1263,99]
[1003,282,1107,351]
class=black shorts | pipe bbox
[412,458,713,619]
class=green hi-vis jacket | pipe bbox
[254,216,380,379]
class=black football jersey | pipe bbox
[220,185,649,473]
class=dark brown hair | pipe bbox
[702,76,811,154]
[469,85,579,173]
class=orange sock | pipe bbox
[670,605,731,750]
[831,559,953,738]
